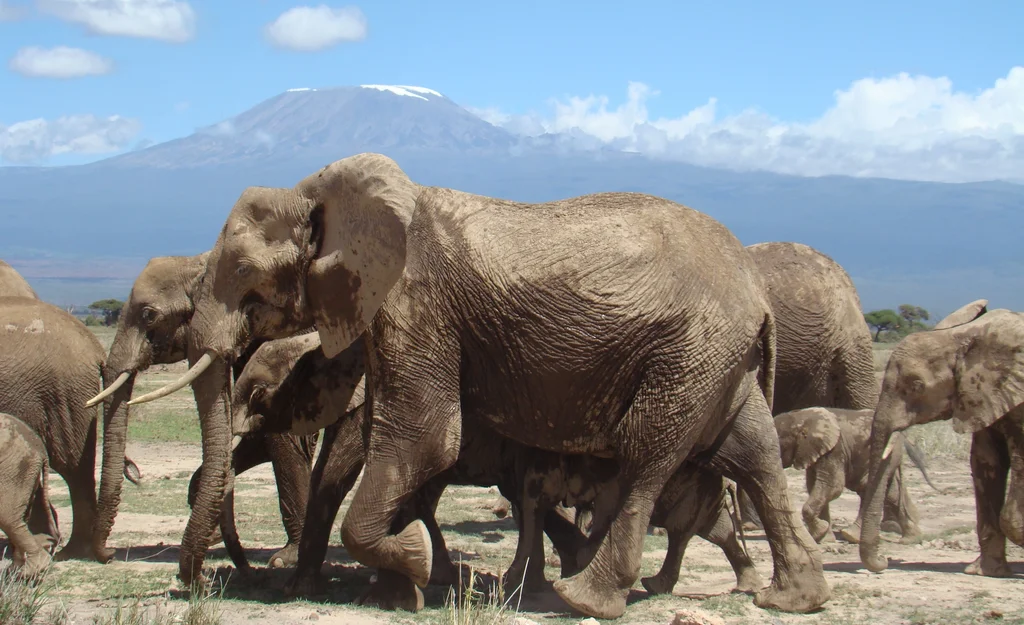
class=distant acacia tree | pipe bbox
[89,299,124,326]
[864,309,904,342]
[898,304,930,329]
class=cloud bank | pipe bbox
[473,67,1024,183]
[0,114,142,163]
[264,4,367,52]
[36,0,196,42]
[0,0,26,20]
[9,46,114,78]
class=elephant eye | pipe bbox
[141,307,158,325]
[249,385,266,404]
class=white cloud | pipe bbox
[9,46,114,78]
[0,0,27,20]
[36,0,196,42]
[264,4,367,52]
[0,114,142,163]
[475,67,1024,183]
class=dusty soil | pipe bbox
[3,437,1020,625]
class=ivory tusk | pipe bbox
[127,352,214,406]
[881,435,898,461]
[85,371,131,407]
[231,435,242,451]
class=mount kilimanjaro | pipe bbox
[0,84,1021,315]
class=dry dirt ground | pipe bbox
[2,336,1023,624]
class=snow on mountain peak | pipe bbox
[287,88,316,92]
[360,84,443,100]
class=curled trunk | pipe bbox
[179,354,233,586]
[93,367,136,562]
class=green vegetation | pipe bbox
[864,303,933,342]
[89,299,125,327]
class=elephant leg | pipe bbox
[411,476,459,587]
[803,461,843,543]
[1,515,51,578]
[53,421,99,561]
[705,391,830,613]
[997,422,1024,548]
[265,431,319,569]
[883,467,921,544]
[542,506,588,578]
[189,432,271,547]
[286,417,366,598]
[737,488,762,531]
[702,502,764,594]
[641,525,690,596]
[504,466,554,594]
[965,427,1012,577]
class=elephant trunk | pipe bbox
[179,352,233,586]
[858,418,898,572]
[93,366,136,562]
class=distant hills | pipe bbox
[2,84,1021,317]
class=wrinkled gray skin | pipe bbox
[89,253,317,569]
[231,332,592,603]
[0,412,60,577]
[0,296,108,561]
[858,301,1024,577]
[143,153,830,618]
[775,407,939,544]
[736,242,879,530]
[0,260,39,299]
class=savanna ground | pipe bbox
[2,327,1022,624]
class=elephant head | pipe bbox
[858,301,1024,572]
[85,253,209,561]
[230,331,366,438]
[0,260,39,299]
[774,407,843,470]
[130,153,419,584]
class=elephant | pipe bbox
[736,242,879,530]
[84,253,318,570]
[0,259,39,299]
[233,331,761,603]
[774,406,938,544]
[134,152,830,619]
[856,300,1024,576]
[0,412,60,578]
[0,296,108,561]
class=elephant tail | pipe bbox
[902,436,942,493]
[757,311,776,412]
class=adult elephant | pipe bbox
[0,296,109,561]
[135,153,829,619]
[86,253,318,568]
[0,259,39,299]
[857,300,1024,576]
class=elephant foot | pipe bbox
[838,525,861,544]
[898,527,922,545]
[268,543,299,569]
[964,555,1013,578]
[552,571,628,620]
[503,563,546,596]
[428,559,460,587]
[492,497,510,519]
[391,520,433,589]
[640,572,676,596]
[805,518,831,543]
[12,551,52,579]
[753,559,830,613]
[284,569,326,598]
[880,520,902,534]
[92,544,116,564]
[733,565,764,595]
[55,539,99,562]
[355,569,424,612]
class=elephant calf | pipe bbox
[774,406,938,544]
[0,412,60,577]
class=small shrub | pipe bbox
[0,560,64,625]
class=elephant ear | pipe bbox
[934,299,988,330]
[777,408,841,470]
[298,153,419,358]
[951,310,1024,434]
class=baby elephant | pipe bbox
[0,412,60,577]
[775,407,938,544]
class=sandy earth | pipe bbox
[3,437,1019,625]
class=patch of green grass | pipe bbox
[91,579,227,625]
[0,563,68,625]
[127,410,202,443]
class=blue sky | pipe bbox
[1,0,1023,180]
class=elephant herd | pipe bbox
[1,152,1022,620]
